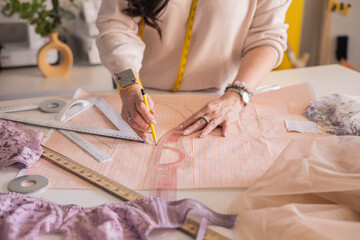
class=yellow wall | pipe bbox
[276,0,304,70]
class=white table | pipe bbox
[0,65,113,101]
[1,64,360,239]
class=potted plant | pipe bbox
[2,0,78,77]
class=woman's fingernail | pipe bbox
[199,132,205,138]
[150,110,155,115]
[151,119,157,124]
[177,125,184,130]
[183,129,190,135]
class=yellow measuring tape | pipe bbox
[41,145,232,240]
[140,0,198,91]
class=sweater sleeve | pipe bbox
[95,0,145,75]
[242,0,292,68]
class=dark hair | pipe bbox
[124,0,170,38]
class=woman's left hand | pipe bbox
[177,91,245,137]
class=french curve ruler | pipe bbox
[148,130,192,201]
[41,145,231,240]
[0,112,144,142]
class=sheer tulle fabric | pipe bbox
[229,136,360,240]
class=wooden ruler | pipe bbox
[41,145,231,240]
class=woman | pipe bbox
[96,0,291,141]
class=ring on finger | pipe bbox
[200,116,210,125]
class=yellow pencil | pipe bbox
[141,88,157,145]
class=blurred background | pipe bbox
[0,0,359,100]
[278,0,359,71]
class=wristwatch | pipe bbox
[239,89,252,105]
[225,81,253,106]
[113,69,139,92]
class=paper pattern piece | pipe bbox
[285,120,321,133]
[27,83,328,190]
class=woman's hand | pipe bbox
[177,91,244,137]
[120,84,156,141]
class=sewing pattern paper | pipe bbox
[27,83,327,190]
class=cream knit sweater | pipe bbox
[96,0,291,91]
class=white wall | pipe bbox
[300,0,360,69]
[300,0,326,67]
[325,0,360,69]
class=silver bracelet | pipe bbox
[224,81,253,105]
[225,81,252,92]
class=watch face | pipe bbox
[114,69,138,89]
[241,91,251,104]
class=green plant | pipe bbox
[2,0,77,37]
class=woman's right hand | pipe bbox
[120,84,156,141]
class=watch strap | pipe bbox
[224,81,253,105]
[113,69,142,93]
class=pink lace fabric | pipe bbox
[304,93,360,136]
[0,192,237,240]
[0,120,43,169]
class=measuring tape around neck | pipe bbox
[140,0,198,91]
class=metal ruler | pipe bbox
[59,130,112,163]
[0,112,143,142]
[0,96,142,162]
[41,145,231,240]
[58,96,137,163]
[60,96,139,163]
[0,99,69,113]
[0,102,53,113]
[94,96,137,136]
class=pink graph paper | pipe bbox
[27,83,327,190]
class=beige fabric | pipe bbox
[228,136,360,240]
[96,0,291,91]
